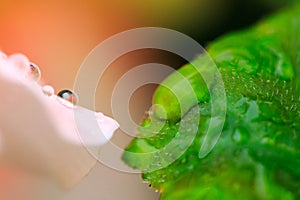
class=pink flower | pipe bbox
[0,52,119,188]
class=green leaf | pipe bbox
[123,4,300,200]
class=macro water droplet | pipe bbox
[181,158,187,164]
[187,164,194,170]
[57,89,78,105]
[42,85,55,96]
[29,62,41,81]
[231,127,249,144]
[232,129,242,142]
[159,179,166,183]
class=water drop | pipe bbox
[231,127,249,144]
[159,179,166,183]
[180,158,187,164]
[29,62,41,81]
[187,164,194,170]
[57,89,78,105]
[232,129,242,142]
[42,85,55,96]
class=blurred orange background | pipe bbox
[0,0,231,92]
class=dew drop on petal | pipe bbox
[29,62,41,81]
[57,89,78,105]
[42,85,55,96]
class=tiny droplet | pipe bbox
[29,62,41,81]
[232,129,242,143]
[57,89,78,105]
[42,85,55,96]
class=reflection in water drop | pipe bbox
[57,89,78,106]
[29,62,41,81]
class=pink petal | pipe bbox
[0,52,119,188]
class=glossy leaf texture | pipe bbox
[123,3,300,200]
